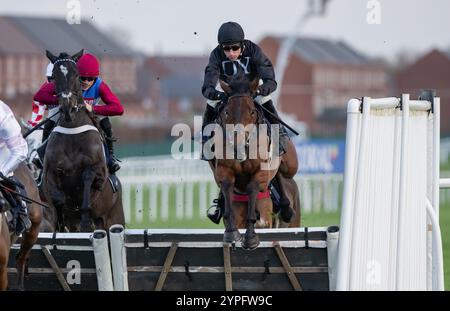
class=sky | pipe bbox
[1,0,449,60]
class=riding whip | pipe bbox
[23,110,60,139]
[259,105,300,136]
[0,183,51,209]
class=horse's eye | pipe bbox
[224,110,229,117]
[251,110,256,117]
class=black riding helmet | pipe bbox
[218,21,245,44]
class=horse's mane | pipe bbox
[228,73,258,96]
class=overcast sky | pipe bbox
[1,0,449,60]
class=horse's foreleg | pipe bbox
[15,202,42,290]
[47,179,66,232]
[80,168,96,232]
[0,218,9,291]
[242,180,260,250]
[221,178,241,243]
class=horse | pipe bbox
[0,162,43,290]
[231,173,301,230]
[207,75,298,249]
[42,50,124,232]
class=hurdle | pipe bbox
[336,93,444,290]
[8,227,339,291]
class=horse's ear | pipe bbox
[249,77,260,94]
[46,50,58,64]
[219,80,231,94]
[71,49,84,62]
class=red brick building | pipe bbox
[396,49,450,135]
[259,36,389,137]
[0,16,139,119]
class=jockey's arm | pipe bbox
[252,43,277,96]
[27,100,47,127]
[201,49,222,100]
[33,82,58,106]
[0,106,28,176]
[93,82,124,116]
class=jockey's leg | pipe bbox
[34,119,56,171]
[0,180,31,236]
[201,103,218,161]
[273,172,295,223]
[42,120,56,142]
[100,117,121,174]
[260,100,289,156]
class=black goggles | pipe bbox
[222,45,241,52]
[80,76,96,82]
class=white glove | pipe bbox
[85,102,93,112]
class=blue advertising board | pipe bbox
[295,139,345,174]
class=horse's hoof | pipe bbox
[223,230,241,243]
[242,235,260,251]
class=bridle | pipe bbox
[53,58,83,113]
[217,93,263,161]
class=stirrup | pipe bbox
[207,205,222,224]
[207,198,221,223]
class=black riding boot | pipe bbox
[201,104,218,161]
[34,120,56,170]
[207,191,224,224]
[0,181,31,235]
[13,196,32,235]
[100,118,121,174]
[261,100,289,156]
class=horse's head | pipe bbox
[218,76,261,159]
[46,50,84,122]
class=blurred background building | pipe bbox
[0,13,449,157]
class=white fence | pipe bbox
[117,154,450,226]
[117,155,343,225]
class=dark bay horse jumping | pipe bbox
[208,76,298,249]
[0,162,42,290]
[42,50,124,232]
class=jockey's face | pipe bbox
[80,77,96,90]
[223,44,241,61]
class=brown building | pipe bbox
[259,36,389,137]
[0,15,139,119]
[396,49,450,135]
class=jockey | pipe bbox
[27,63,54,129]
[33,53,124,174]
[0,100,31,235]
[201,21,292,224]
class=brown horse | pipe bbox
[229,155,301,230]
[42,51,124,232]
[207,76,296,249]
[0,162,42,290]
